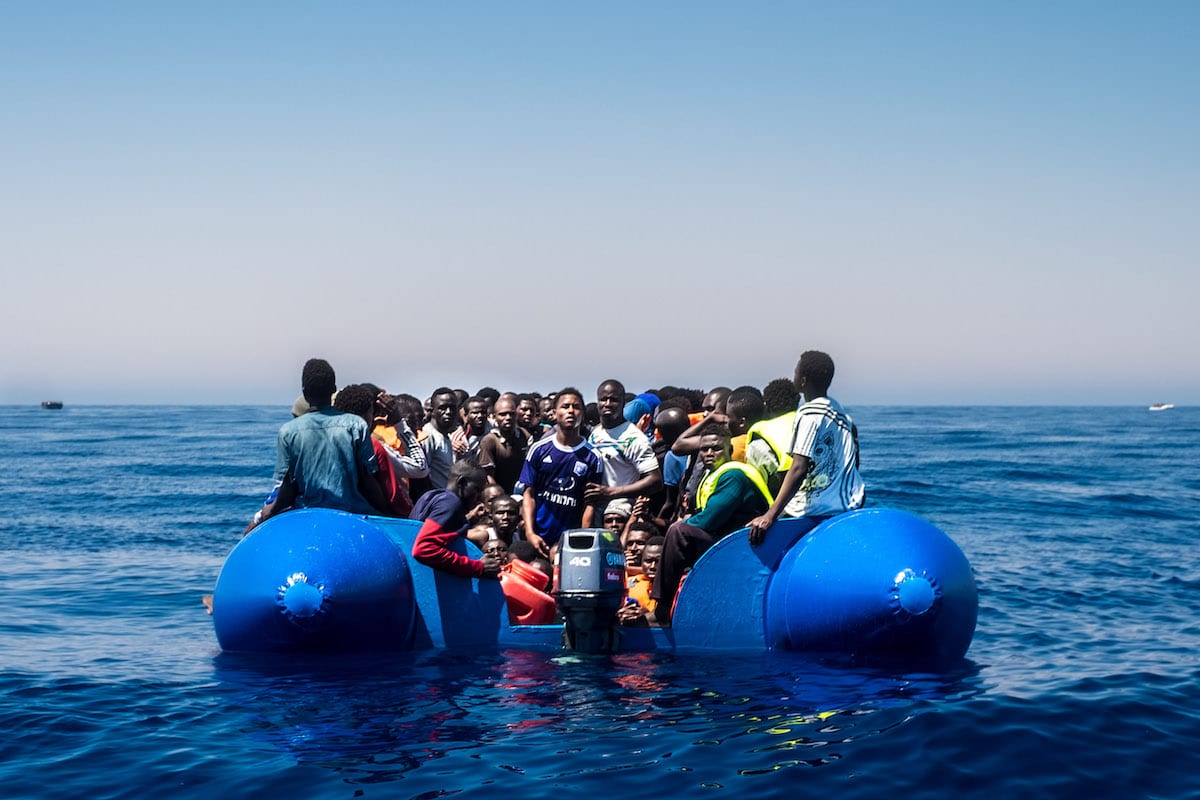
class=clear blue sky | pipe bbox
[2,2,1196,405]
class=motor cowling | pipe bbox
[554,528,626,653]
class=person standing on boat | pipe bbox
[650,424,772,625]
[584,379,663,520]
[451,396,493,462]
[360,385,428,516]
[333,384,415,518]
[477,395,530,495]
[746,350,865,545]
[420,388,460,491]
[651,402,693,526]
[516,388,605,556]
[516,394,548,441]
[247,359,389,532]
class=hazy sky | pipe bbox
[2,3,1196,405]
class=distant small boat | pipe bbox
[1148,403,1174,412]
[41,401,63,410]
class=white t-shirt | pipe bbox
[587,420,659,490]
[783,396,865,518]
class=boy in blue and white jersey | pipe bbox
[517,388,605,555]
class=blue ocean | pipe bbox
[2,405,1197,799]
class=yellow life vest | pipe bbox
[696,461,772,510]
[746,411,797,474]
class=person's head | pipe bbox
[623,397,653,432]
[446,460,487,509]
[363,384,400,426]
[531,556,553,579]
[641,536,665,581]
[597,379,626,428]
[762,377,801,418]
[698,424,732,470]
[636,391,662,413]
[602,502,631,534]
[654,404,690,446]
[291,395,313,418]
[554,388,586,433]
[482,539,510,562]
[481,483,507,508]
[430,388,459,433]
[490,496,521,535]
[331,383,376,424]
[622,522,653,567]
[395,393,424,433]
[516,394,540,429]
[539,395,556,424]
[795,351,836,399]
[701,387,732,416]
[476,386,501,415]
[497,391,518,417]
[464,397,488,434]
[725,386,765,436]
[508,539,539,564]
[493,396,518,435]
[301,358,337,408]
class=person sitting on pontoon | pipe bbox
[650,424,771,625]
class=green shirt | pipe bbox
[689,468,769,537]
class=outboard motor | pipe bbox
[555,528,626,653]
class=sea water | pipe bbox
[1,405,1197,799]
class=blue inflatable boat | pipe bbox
[211,507,977,663]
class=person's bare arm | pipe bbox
[671,413,728,456]
[244,478,297,535]
[522,487,549,556]
[747,454,812,545]
[584,469,663,503]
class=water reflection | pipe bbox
[212,649,982,795]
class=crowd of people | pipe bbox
[249,351,866,627]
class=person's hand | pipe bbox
[583,482,612,502]
[616,598,646,625]
[465,502,489,524]
[242,508,265,537]
[451,436,468,455]
[747,513,775,546]
[374,391,400,426]
[480,554,504,578]
[704,411,729,427]
[529,533,550,558]
[631,495,651,520]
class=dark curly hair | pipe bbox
[726,385,764,422]
[762,377,800,417]
[332,383,376,421]
[796,351,836,395]
[301,358,337,406]
[703,422,733,441]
